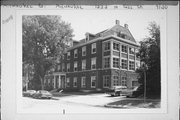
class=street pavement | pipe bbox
[20,93,160,114]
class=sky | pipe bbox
[54,9,164,42]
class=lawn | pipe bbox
[105,99,160,108]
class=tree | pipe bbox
[136,21,160,97]
[23,15,74,90]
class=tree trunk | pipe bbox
[39,75,44,90]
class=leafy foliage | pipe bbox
[136,21,160,96]
[23,15,74,90]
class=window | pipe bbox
[113,42,120,51]
[122,45,127,53]
[74,49,78,58]
[57,65,61,71]
[67,63,70,72]
[113,58,119,68]
[62,55,64,60]
[82,46,86,56]
[103,76,110,88]
[82,59,86,70]
[66,78,70,87]
[73,77,77,87]
[129,47,135,55]
[113,76,119,86]
[129,61,135,70]
[91,43,96,54]
[67,52,70,60]
[121,76,127,86]
[104,57,110,68]
[74,62,78,71]
[91,57,96,69]
[62,63,65,72]
[91,76,96,88]
[121,59,127,69]
[104,41,110,51]
[81,77,86,88]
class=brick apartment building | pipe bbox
[44,20,140,91]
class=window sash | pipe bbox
[104,42,110,51]
[74,62,78,71]
[82,60,86,70]
[82,46,86,56]
[103,76,110,88]
[113,76,119,86]
[74,49,78,58]
[129,61,135,70]
[104,57,110,68]
[81,77,86,88]
[113,42,120,51]
[73,78,77,87]
[122,45,127,53]
[92,43,96,53]
[91,76,96,88]
[67,52,70,59]
[121,76,127,86]
[113,58,119,68]
[91,58,96,69]
[67,63,70,72]
[121,59,127,69]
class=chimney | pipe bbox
[124,24,128,29]
[115,20,120,25]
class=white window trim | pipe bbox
[91,43,96,54]
[74,62,78,71]
[81,77,86,88]
[67,52,71,60]
[103,41,111,52]
[91,76,96,88]
[67,63,70,72]
[91,57,96,70]
[82,46,86,56]
[74,49,78,58]
[121,76,127,86]
[121,44,128,54]
[103,75,110,88]
[129,60,135,71]
[112,57,120,68]
[103,56,110,69]
[113,75,119,86]
[121,58,128,70]
[82,59,86,70]
[73,77,77,87]
[113,41,120,52]
[62,63,65,72]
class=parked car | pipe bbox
[33,90,53,99]
[120,86,139,97]
[132,85,144,97]
[23,90,36,97]
[105,86,127,97]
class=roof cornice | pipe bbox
[65,35,139,52]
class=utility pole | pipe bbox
[143,63,147,104]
